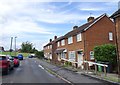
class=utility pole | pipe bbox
[10,37,13,56]
[15,37,17,56]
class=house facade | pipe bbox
[43,40,53,60]
[43,36,58,63]
[111,9,120,74]
[43,14,116,69]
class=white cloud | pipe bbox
[0,0,117,50]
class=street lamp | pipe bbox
[15,36,17,56]
[10,37,13,56]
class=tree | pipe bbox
[35,50,44,59]
[21,41,33,53]
[94,44,117,63]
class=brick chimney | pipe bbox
[54,36,57,40]
[49,39,52,42]
[73,26,78,30]
[87,16,94,22]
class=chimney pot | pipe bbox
[54,36,57,40]
[50,39,52,42]
[73,26,78,30]
[87,17,94,22]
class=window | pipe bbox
[68,51,75,61]
[57,42,60,47]
[61,40,65,46]
[77,33,82,42]
[109,32,113,41]
[90,51,94,60]
[48,46,50,49]
[50,45,52,49]
[61,53,66,59]
[68,37,73,44]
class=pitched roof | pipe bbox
[44,36,64,47]
[110,9,120,18]
[44,14,108,46]
[44,41,54,47]
[54,36,65,42]
[64,14,106,38]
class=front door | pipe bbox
[77,54,83,69]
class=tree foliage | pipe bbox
[35,51,44,59]
[94,44,117,63]
[21,41,37,53]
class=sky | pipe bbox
[0,0,120,51]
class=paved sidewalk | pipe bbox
[35,58,119,85]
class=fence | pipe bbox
[61,58,108,76]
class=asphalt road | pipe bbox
[2,58,66,83]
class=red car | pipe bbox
[13,56,20,67]
[0,54,10,74]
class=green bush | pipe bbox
[35,51,44,59]
[94,44,117,63]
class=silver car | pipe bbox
[6,55,14,70]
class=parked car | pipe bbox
[0,54,10,74]
[28,55,33,58]
[6,55,14,70]
[28,54,35,58]
[17,54,23,60]
[13,56,20,67]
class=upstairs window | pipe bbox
[61,40,65,46]
[68,36,73,44]
[50,45,52,49]
[109,32,113,41]
[57,42,60,47]
[77,33,82,42]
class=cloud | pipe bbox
[0,0,118,50]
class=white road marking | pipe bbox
[38,65,44,70]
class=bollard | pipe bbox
[87,62,89,74]
[104,66,107,77]
[95,64,97,74]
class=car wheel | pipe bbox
[4,68,9,75]
[17,63,19,67]
[11,66,14,70]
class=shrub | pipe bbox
[35,51,44,59]
[94,44,117,64]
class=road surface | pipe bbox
[2,58,65,83]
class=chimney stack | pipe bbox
[50,39,52,42]
[54,36,57,40]
[87,16,94,22]
[73,26,78,30]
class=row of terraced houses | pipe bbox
[43,10,120,71]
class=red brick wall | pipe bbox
[85,15,116,61]
[115,17,120,59]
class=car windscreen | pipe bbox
[0,56,6,60]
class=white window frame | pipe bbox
[68,36,73,44]
[77,33,82,42]
[90,51,94,60]
[50,45,52,49]
[57,42,60,47]
[109,32,113,41]
[68,51,75,61]
[61,40,65,46]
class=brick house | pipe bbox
[43,39,53,60]
[54,14,116,69]
[110,9,120,74]
[43,36,59,63]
